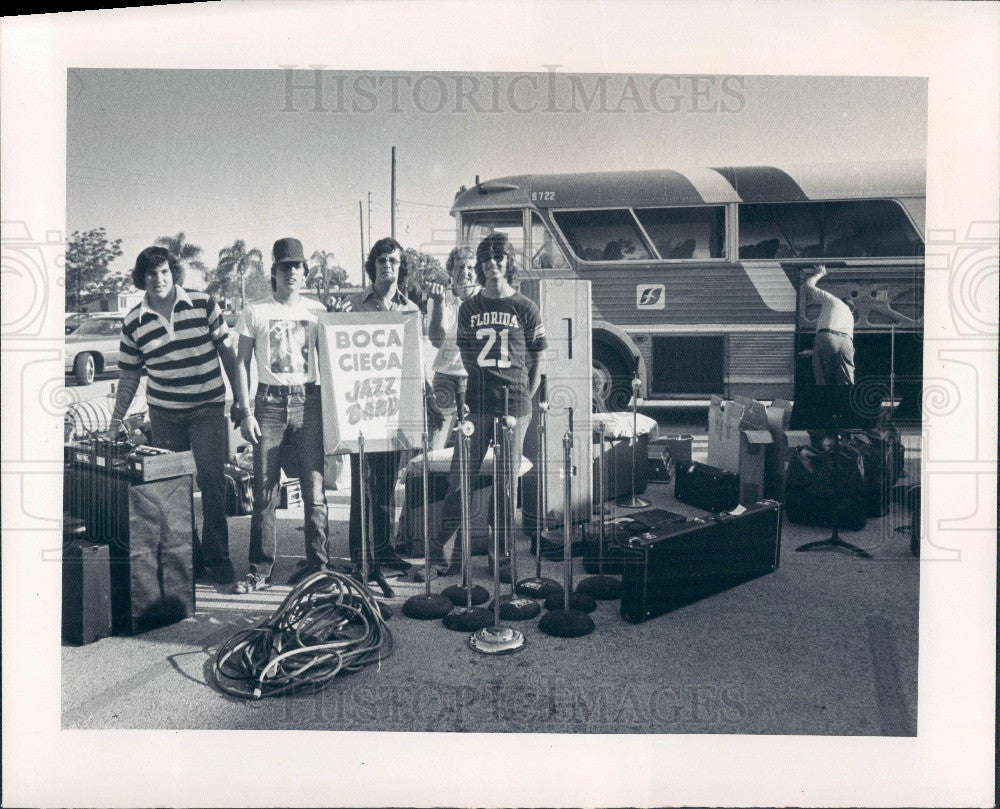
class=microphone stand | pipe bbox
[516,373,561,600]
[354,433,394,613]
[617,368,649,508]
[577,421,623,600]
[795,413,873,558]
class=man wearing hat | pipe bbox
[231,237,331,593]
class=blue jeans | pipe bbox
[148,402,230,567]
[249,388,329,577]
[429,411,527,569]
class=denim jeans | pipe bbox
[148,402,230,567]
[428,372,466,451]
[249,389,329,577]
[349,450,403,566]
[428,411,527,569]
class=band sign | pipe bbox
[317,311,424,454]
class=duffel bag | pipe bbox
[785,442,868,531]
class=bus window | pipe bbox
[633,206,726,259]
[739,200,925,259]
[552,209,654,262]
[530,212,571,269]
[461,210,526,263]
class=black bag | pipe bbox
[674,462,740,512]
[844,425,905,517]
[224,462,254,517]
[785,442,868,531]
[620,500,782,623]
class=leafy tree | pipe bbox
[402,248,447,305]
[64,227,124,310]
[307,250,350,293]
[154,232,208,289]
[207,240,263,309]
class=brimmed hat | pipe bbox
[272,237,306,265]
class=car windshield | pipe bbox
[74,318,122,336]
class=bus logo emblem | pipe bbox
[636,284,665,309]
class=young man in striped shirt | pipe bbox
[110,246,249,584]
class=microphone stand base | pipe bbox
[442,606,493,632]
[538,609,595,638]
[616,495,651,509]
[441,583,490,607]
[401,593,454,620]
[469,625,526,654]
[497,594,541,621]
[515,577,562,600]
[576,574,622,601]
[544,590,597,613]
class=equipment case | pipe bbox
[620,500,782,623]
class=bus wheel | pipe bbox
[592,344,633,412]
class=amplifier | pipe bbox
[62,540,112,645]
[127,446,196,482]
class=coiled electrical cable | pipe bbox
[213,570,393,699]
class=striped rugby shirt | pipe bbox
[119,286,229,409]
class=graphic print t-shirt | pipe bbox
[236,295,325,386]
[457,291,547,417]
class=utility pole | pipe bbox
[367,191,372,254]
[359,200,365,283]
[390,146,397,240]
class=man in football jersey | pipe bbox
[419,233,547,579]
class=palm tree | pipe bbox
[307,250,337,295]
[155,232,208,289]
[214,240,263,310]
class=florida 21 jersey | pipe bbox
[456,292,547,417]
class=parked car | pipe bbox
[65,312,95,335]
[64,314,124,385]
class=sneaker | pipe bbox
[233,572,270,594]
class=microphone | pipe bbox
[538,373,549,413]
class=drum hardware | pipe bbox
[402,384,453,620]
[469,415,528,654]
[539,408,596,638]
[442,390,491,630]
[576,421,623,600]
[617,365,650,509]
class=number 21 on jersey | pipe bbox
[475,327,511,368]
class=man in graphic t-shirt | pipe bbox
[232,237,330,593]
[420,233,547,579]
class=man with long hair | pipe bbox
[110,245,248,584]
[419,233,546,579]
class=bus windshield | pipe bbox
[460,209,571,270]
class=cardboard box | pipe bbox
[707,396,772,505]
[762,399,811,500]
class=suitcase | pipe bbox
[62,540,112,645]
[224,462,254,516]
[843,427,905,517]
[582,509,687,574]
[647,435,693,483]
[620,500,782,623]
[674,461,740,512]
[785,442,868,531]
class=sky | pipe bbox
[66,70,927,287]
